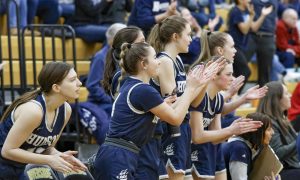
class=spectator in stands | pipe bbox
[223,112,274,180]
[276,8,300,68]
[58,0,75,25]
[257,81,300,180]
[73,0,131,43]
[184,0,224,31]
[288,82,300,132]
[77,23,127,145]
[244,0,277,87]
[0,62,92,179]
[128,0,179,36]
[228,0,272,93]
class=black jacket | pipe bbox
[74,0,131,25]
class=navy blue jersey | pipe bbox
[190,92,225,177]
[190,92,224,129]
[0,94,65,165]
[223,137,253,180]
[150,52,189,122]
[108,77,164,147]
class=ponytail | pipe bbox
[102,48,118,94]
[148,23,162,52]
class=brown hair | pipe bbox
[240,112,272,149]
[192,30,229,66]
[118,42,151,82]
[102,26,143,94]
[257,81,291,134]
[148,15,189,52]
[1,62,73,122]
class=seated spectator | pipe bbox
[276,8,300,68]
[76,23,126,145]
[128,0,179,36]
[184,0,223,31]
[257,81,300,180]
[288,82,300,132]
[223,112,274,180]
[74,0,131,43]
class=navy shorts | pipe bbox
[93,144,139,180]
[135,138,166,180]
[162,122,191,175]
[0,161,25,180]
[216,143,226,174]
[191,142,226,178]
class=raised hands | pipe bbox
[167,0,179,16]
[261,5,273,17]
[244,85,268,101]
[230,118,263,135]
[225,75,245,99]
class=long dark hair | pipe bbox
[257,81,291,135]
[240,112,272,149]
[102,26,143,94]
[1,62,73,122]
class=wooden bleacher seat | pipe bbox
[286,82,298,94]
[248,62,258,82]
[1,35,102,102]
[216,8,229,32]
[1,36,101,60]
[235,107,256,117]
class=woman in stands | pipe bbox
[0,62,90,179]
[190,30,267,180]
[223,112,274,180]
[257,81,300,180]
[93,42,215,180]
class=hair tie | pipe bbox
[127,43,132,49]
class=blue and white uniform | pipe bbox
[151,52,191,176]
[222,137,254,180]
[0,94,66,179]
[190,92,225,178]
[93,77,164,180]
